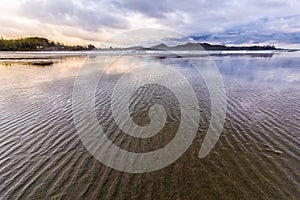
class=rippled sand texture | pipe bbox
[0,53,299,199]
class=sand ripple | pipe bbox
[0,56,299,199]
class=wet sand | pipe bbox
[0,52,299,199]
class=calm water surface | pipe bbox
[0,52,299,199]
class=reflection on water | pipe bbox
[213,55,300,84]
[0,52,299,199]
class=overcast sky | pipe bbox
[1,0,300,48]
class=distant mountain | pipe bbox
[140,42,279,51]
[150,43,169,49]
[0,37,96,51]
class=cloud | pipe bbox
[191,15,300,46]
[19,0,129,31]
[117,0,173,18]
[0,0,299,47]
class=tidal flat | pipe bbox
[0,51,299,199]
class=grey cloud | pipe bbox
[20,0,129,31]
[117,0,173,18]
[15,0,300,46]
[190,15,300,45]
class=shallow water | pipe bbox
[0,52,299,199]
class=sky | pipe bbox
[0,0,300,48]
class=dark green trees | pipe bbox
[0,37,96,51]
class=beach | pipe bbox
[0,51,299,199]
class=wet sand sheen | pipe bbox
[0,53,299,199]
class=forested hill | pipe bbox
[0,37,95,51]
[142,42,279,51]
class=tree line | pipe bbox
[0,37,95,51]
